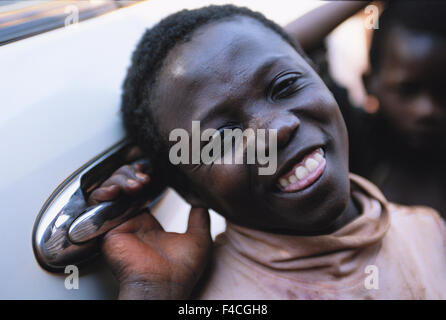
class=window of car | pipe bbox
[0,0,145,46]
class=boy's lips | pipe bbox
[277,147,326,192]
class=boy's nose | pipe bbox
[257,113,300,149]
[414,94,439,119]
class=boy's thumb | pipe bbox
[186,207,211,238]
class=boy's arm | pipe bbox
[284,1,371,52]
[90,159,212,300]
[103,206,212,300]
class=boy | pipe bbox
[90,5,446,299]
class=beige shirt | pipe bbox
[196,174,446,299]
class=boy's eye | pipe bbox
[271,73,301,100]
[202,124,241,158]
[218,124,241,153]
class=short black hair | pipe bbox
[121,4,306,177]
[370,0,446,71]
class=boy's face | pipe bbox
[370,26,446,151]
[152,17,352,234]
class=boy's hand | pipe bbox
[88,154,212,299]
[102,207,212,300]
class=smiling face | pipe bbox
[368,26,446,151]
[151,17,356,234]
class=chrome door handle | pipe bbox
[68,194,163,244]
[32,140,165,272]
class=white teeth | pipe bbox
[279,148,326,189]
[289,175,298,184]
[279,178,289,188]
[295,166,309,180]
[313,152,323,162]
[305,158,319,171]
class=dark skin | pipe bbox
[365,25,446,214]
[94,17,360,299]
[155,17,359,235]
[89,161,212,300]
[367,26,446,152]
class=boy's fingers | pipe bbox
[101,174,144,193]
[106,209,164,235]
[186,207,211,238]
[89,163,150,205]
[89,185,120,205]
[114,165,138,179]
[135,171,150,184]
[114,165,150,184]
[140,209,165,232]
[132,159,150,172]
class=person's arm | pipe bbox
[104,206,212,300]
[284,1,371,52]
[89,157,212,300]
